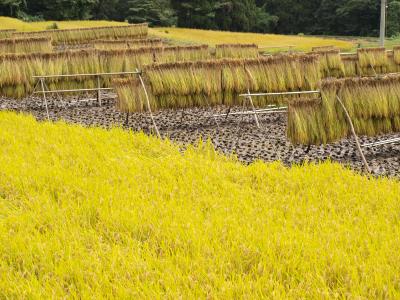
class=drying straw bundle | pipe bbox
[113,54,321,113]
[0,50,101,98]
[93,38,163,50]
[99,47,161,73]
[160,45,210,63]
[311,45,335,52]
[0,29,16,39]
[341,54,359,77]
[12,24,148,45]
[12,31,51,39]
[287,97,327,145]
[357,48,388,75]
[113,78,154,112]
[0,38,14,54]
[13,37,52,54]
[0,44,214,99]
[287,75,400,145]
[311,49,344,78]
[143,61,222,109]
[393,46,400,64]
[244,54,321,106]
[215,44,259,59]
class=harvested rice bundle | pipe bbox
[340,75,400,120]
[50,24,149,44]
[0,29,15,39]
[386,51,399,73]
[245,54,320,94]
[221,59,248,106]
[0,50,101,98]
[215,44,259,59]
[143,61,223,109]
[160,45,210,63]
[312,45,336,52]
[0,37,52,54]
[112,78,155,112]
[357,48,388,75]
[0,53,40,98]
[341,54,359,77]
[13,37,52,54]
[311,49,344,78]
[145,61,222,103]
[93,38,163,50]
[12,31,50,39]
[12,24,148,45]
[287,75,400,145]
[392,46,400,64]
[0,38,15,54]
[99,47,163,74]
[287,97,326,145]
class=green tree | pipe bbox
[387,1,400,37]
[127,0,176,26]
[0,0,26,16]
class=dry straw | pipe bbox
[0,37,52,54]
[0,29,16,39]
[112,77,155,112]
[0,45,210,98]
[287,74,400,145]
[215,44,259,59]
[311,45,335,52]
[93,38,163,50]
[0,50,100,98]
[12,24,149,45]
[311,49,344,78]
[112,54,321,112]
[357,47,388,75]
[341,54,360,77]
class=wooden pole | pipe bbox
[336,95,371,174]
[40,78,50,121]
[138,73,161,139]
[380,0,387,47]
[96,75,102,107]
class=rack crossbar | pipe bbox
[32,71,141,79]
[33,87,113,94]
[213,106,287,118]
[239,90,320,97]
[362,137,400,148]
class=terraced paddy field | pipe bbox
[0,111,399,298]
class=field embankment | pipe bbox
[0,112,399,298]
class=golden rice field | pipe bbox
[150,27,355,51]
[0,111,400,298]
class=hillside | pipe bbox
[0,112,399,298]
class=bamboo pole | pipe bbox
[137,72,161,139]
[336,95,371,174]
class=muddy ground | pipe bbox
[1,94,399,177]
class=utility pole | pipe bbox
[380,0,387,47]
